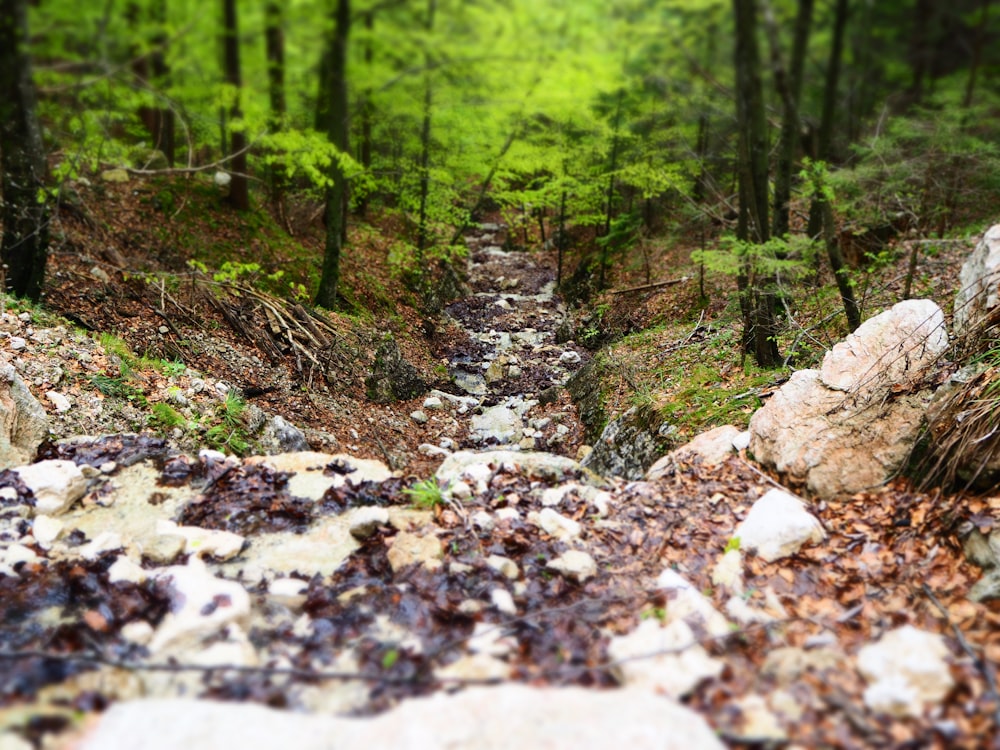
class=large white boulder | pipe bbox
[72,685,726,750]
[857,625,953,718]
[734,489,825,562]
[954,223,1000,335]
[15,459,87,516]
[749,300,947,498]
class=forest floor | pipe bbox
[5,172,1000,748]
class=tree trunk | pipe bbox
[806,0,848,240]
[764,0,813,240]
[314,0,351,309]
[416,0,436,257]
[733,0,781,367]
[265,1,287,222]
[599,87,625,291]
[964,0,990,107]
[357,9,374,218]
[223,0,248,211]
[128,0,174,166]
[0,0,49,301]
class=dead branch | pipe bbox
[610,276,690,295]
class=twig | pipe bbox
[610,276,690,295]
[922,582,1000,732]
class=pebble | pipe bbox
[348,507,390,540]
[410,410,429,424]
[486,554,519,580]
[546,550,597,583]
[46,391,72,412]
[490,588,517,615]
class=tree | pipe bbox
[223,0,249,211]
[733,0,781,367]
[0,0,49,301]
[315,0,351,309]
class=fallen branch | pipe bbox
[610,276,690,295]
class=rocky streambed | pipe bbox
[2,226,1000,748]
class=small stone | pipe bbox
[108,555,147,584]
[143,534,186,565]
[559,350,581,364]
[349,506,390,540]
[490,587,517,615]
[436,653,509,683]
[608,618,723,698]
[10,337,26,351]
[537,508,581,541]
[487,554,519,580]
[90,266,111,283]
[15,460,87,516]
[471,510,493,531]
[99,461,117,474]
[31,515,64,548]
[3,543,39,569]
[418,443,450,457]
[410,410,429,424]
[735,489,825,562]
[387,531,443,572]
[100,168,130,183]
[120,620,154,645]
[157,520,244,561]
[857,625,954,718]
[79,531,124,560]
[495,507,520,522]
[423,396,444,410]
[269,578,309,609]
[46,391,72,412]
[448,480,473,501]
[546,550,597,583]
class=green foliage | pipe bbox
[402,478,445,510]
[204,391,250,455]
[724,536,741,553]
[148,402,187,433]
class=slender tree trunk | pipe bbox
[557,186,567,286]
[806,0,848,240]
[964,0,990,107]
[734,0,781,367]
[223,0,248,210]
[416,0,436,256]
[128,0,174,165]
[908,0,934,105]
[764,0,813,240]
[314,0,351,309]
[819,192,860,331]
[357,9,374,218]
[0,0,49,301]
[265,1,287,224]
[598,87,625,291]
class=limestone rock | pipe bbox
[15,459,87,515]
[348,506,389,540]
[750,300,947,498]
[148,558,251,653]
[656,568,731,637]
[581,404,675,480]
[0,361,49,469]
[436,450,582,490]
[245,451,392,500]
[646,424,740,479]
[954,223,1000,335]
[536,508,582,541]
[256,415,310,454]
[156,519,245,560]
[546,550,597,582]
[734,489,825,562]
[72,685,726,750]
[857,625,954,718]
[365,336,428,403]
[820,299,947,397]
[607,618,723,698]
[388,531,443,572]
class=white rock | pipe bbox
[954,223,1000,335]
[711,548,743,591]
[31,515,64,548]
[418,442,450,457]
[728,694,787,743]
[9,337,26,351]
[821,299,948,396]
[857,625,954,718]
[448,480,473,501]
[73,685,726,750]
[734,489,825,562]
[108,555,147,585]
[245,452,393,500]
[471,510,493,531]
[647,425,740,479]
[348,506,390,540]
[436,450,580,490]
[3,543,39,569]
[490,587,517,615]
[495,507,520,522]
[156,520,244,561]
[486,554,519,580]
[733,430,751,451]
[387,531,443,572]
[608,618,724,698]
[410,410,429,424]
[656,569,732,637]
[540,485,571,507]
[79,531,124,560]
[15,459,87,516]
[119,620,154,645]
[546,550,597,583]
[148,558,251,653]
[46,391,72,412]
[537,507,581,541]
[269,578,309,609]
[422,396,444,410]
[467,622,515,657]
[559,350,582,364]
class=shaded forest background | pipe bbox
[2,0,1000,368]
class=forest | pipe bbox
[4,0,1000,748]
